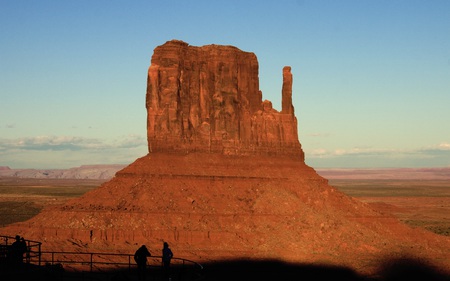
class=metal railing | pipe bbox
[1,235,203,280]
[39,251,203,275]
[0,235,42,264]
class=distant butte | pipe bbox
[2,40,449,275]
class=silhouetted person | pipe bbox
[9,235,27,267]
[134,245,151,281]
[20,237,28,262]
[162,242,173,280]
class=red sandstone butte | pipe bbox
[2,40,449,275]
[146,40,303,159]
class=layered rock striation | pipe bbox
[146,40,303,159]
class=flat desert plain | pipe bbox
[0,178,104,227]
[329,179,450,236]
[0,174,449,238]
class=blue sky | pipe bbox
[1,0,449,169]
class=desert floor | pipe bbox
[0,178,105,227]
[329,179,450,237]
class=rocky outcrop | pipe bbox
[146,40,303,159]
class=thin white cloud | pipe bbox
[0,135,148,169]
[310,148,328,156]
[438,142,450,150]
[0,135,146,152]
[307,133,331,137]
[305,143,450,168]
[0,136,102,151]
[115,134,147,148]
[307,143,450,158]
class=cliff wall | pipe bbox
[146,40,303,159]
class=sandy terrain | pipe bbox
[329,179,450,237]
[0,178,102,227]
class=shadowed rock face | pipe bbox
[146,40,303,159]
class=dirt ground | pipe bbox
[0,178,102,227]
[329,179,450,236]
[1,177,448,238]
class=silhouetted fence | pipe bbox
[0,235,42,264]
[1,235,203,281]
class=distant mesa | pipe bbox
[0,165,126,180]
[2,40,449,275]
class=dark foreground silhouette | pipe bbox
[1,257,448,281]
[201,258,449,281]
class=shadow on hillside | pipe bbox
[200,258,449,281]
[1,257,449,281]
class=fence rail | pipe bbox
[1,235,203,280]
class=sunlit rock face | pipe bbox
[146,40,303,160]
